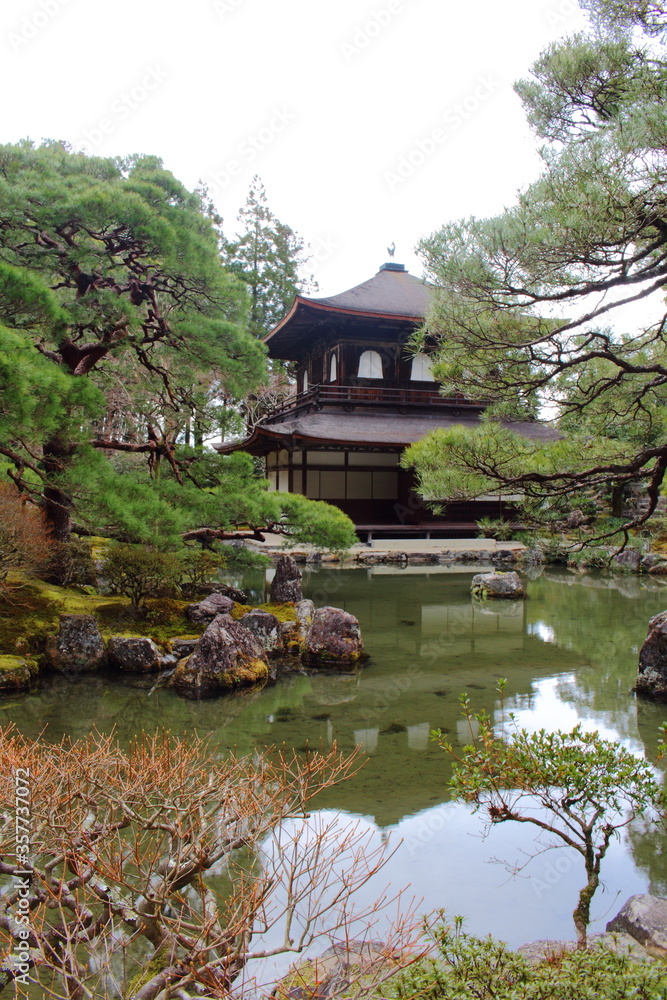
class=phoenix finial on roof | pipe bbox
[387,242,396,258]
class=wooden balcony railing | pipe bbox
[265,382,485,419]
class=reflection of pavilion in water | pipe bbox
[291,568,563,823]
[352,598,526,753]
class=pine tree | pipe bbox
[407,0,667,539]
[0,143,357,560]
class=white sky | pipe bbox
[2,0,588,297]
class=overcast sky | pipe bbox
[2,0,588,297]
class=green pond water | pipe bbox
[3,563,667,949]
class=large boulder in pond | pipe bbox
[471,571,526,600]
[46,614,105,674]
[635,611,667,700]
[239,610,283,658]
[303,606,363,668]
[186,592,234,624]
[172,614,268,698]
[107,636,162,673]
[270,556,303,603]
[607,894,667,954]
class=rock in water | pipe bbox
[303,607,363,668]
[280,599,315,656]
[186,593,234,623]
[107,636,163,673]
[270,556,303,603]
[46,614,105,673]
[471,571,526,600]
[239,610,283,657]
[172,614,268,698]
[635,611,667,700]
[613,549,642,572]
[607,894,667,954]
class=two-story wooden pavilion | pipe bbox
[220,262,554,540]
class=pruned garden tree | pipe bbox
[437,687,665,947]
[0,142,356,563]
[407,0,667,540]
[0,727,422,999]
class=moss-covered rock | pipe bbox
[302,606,363,668]
[280,599,315,656]
[0,655,38,692]
[46,614,105,674]
[106,636,163,673]
[172,614,269,698]
[239,610,283,658]
[471,571,526,600]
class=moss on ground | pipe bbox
[230,602,297,623]
[0,655,28,672]
[0,578,296,657]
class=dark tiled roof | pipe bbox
[220,411,559,452]
[307,266,431,319]
[264,266,432,358]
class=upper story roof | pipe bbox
[265,263,432,358]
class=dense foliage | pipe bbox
[0,483,52,590]
[391,920,667,999]
[407,0,667,539]
[0,142,356,562]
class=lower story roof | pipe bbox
[217,410,559,453]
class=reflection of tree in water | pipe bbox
[626,815,667,898]
[523,572,667,731]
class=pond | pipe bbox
[3,563,667,950]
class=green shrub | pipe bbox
[476,517,517,541]
[390,920,667,1000]
[566,546,613,570]
[222,544,270,571]
[102,543,180,609]
[44,537,98,588]
[177,548,227,596]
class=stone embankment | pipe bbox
[248,534,667,574]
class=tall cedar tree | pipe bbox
[0,143,357,557]
[405,0,667,539]
[221,176,317,339]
